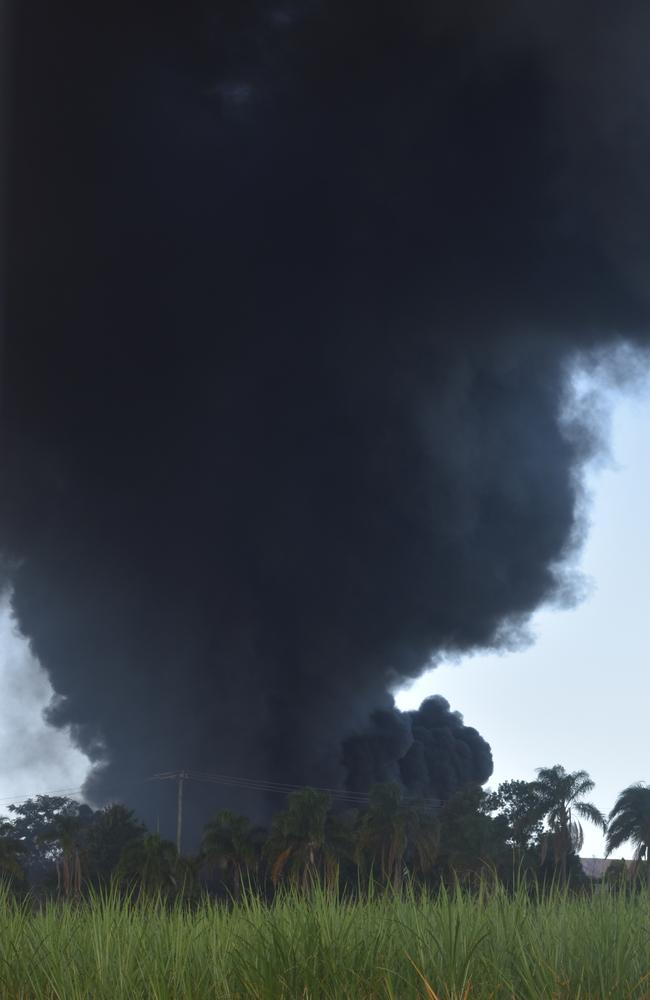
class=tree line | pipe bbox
[1,764,649,900]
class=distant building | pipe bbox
[580,858,636,879]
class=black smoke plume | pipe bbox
[344,697,493,801]
[4,1,650,835]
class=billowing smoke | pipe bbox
[344,697,493,801]
[4,0,650,834]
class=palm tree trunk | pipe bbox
[325,859,337,894]
[232,863,241,902]
[557,823,569,886]
[62,854,71,898]
[393,855,403,894]
[74,851,82,897]
[309,843,317,887]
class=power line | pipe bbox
[0,785,85,805]
[183,769,443,808]
[153,769,370,803]
[0,773,148,807]
[1,770,443,820]
[187,770,373,802]
[150,769,443,846]
[154,769,385,856]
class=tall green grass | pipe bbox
[1,880,650,998]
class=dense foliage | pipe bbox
[0,765,643,900]
[1,881,650,998]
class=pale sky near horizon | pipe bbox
[0,603,89,813]
[1,377,650,859]
[396,378,650,859]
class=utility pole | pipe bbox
[150,770,189,855]
[176,770,187,855]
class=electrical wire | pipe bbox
[151,769,443,809]
[0,771,443,811]
[0,786,85,805]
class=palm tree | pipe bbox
[357,783,439,892]
[606,783,650,890]
[116,833,178,895]
[321,810,356,892]
[265,788,342,891]
[0,821,25,882]
[201,810,262,899]
[84,804,146,886]
[533,765,606,884]
[38,810,94,898]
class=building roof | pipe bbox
[580,858,636,879]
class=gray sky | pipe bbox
[0,600,89,813]
[396,381,650,859]
[1,380,649,857]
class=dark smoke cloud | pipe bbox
[344,697,493,801]
[4,0,650,834]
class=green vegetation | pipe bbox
[3,768,650,995]
[533,765,607,884]
[1,880,650,998]
[2,767,649,902]
[607,783,650,890]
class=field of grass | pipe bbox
[1,881,650,999]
